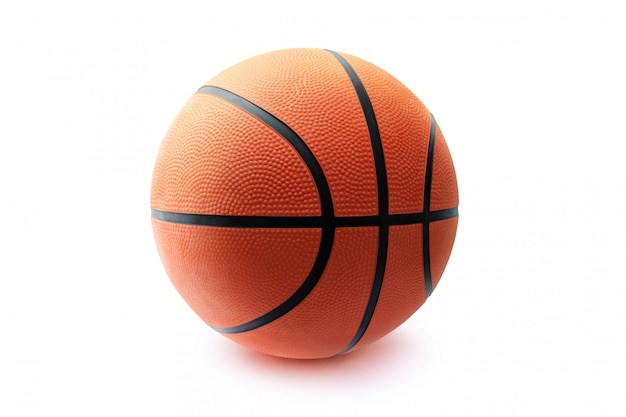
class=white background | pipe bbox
[1,1,625,415]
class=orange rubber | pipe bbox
[151,48,458,359]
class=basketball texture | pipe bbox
[151,48,458,359]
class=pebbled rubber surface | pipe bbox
[151,48,459,359]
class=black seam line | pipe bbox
[325,49,389,356]
[150,207,459,228]
[197,85,336,334]
[423,114,437,297]
[212,227,335,334]
[198,86,334,221]
[323,51,389,216]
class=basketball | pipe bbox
[151,48,459,359]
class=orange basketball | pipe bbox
[151,48,458,359]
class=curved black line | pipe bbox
[197,85,335,334]
[212,227,334,334]
[325,49,389,355]
[324,50,389,216]
[429,206,458,223]
[198,86,334,222]
[151,208,325,228]
[423,114,437,297]
[151,207,459,228]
